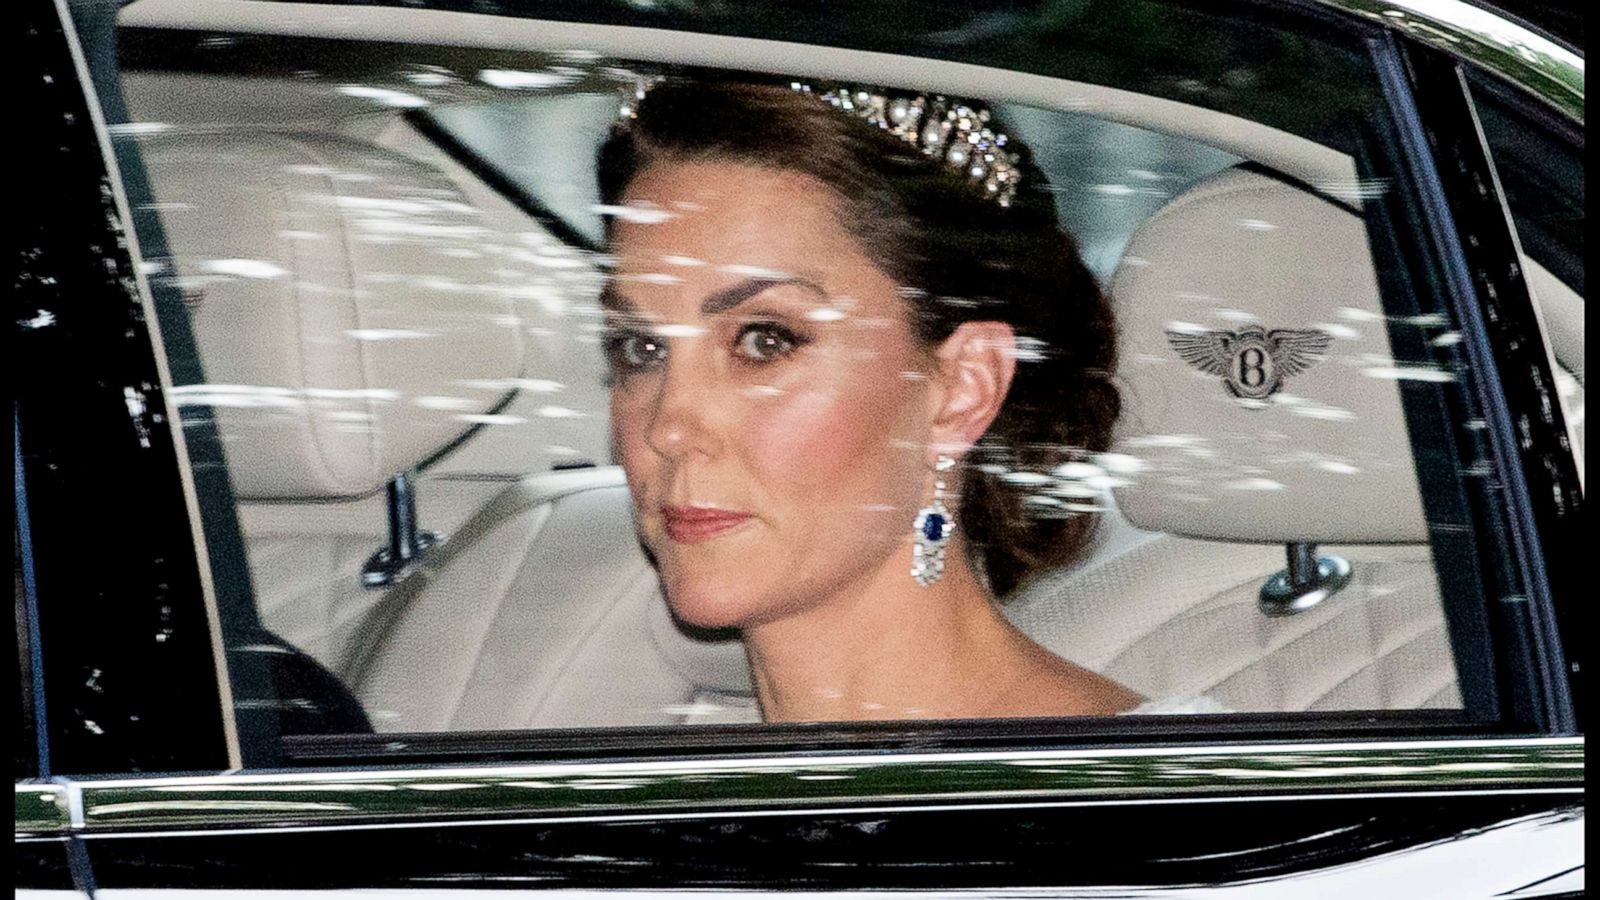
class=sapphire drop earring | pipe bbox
[911,455,956,586]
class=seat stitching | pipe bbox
[1198,605,1402,701]
[442,504,563,729]
[510,561,662,728]
[1273,621,1452,711]
[1113,590,1426,698]
[274,132,378,492]
[1419,680,1464,709]
[1101,571,1358,672]
[1054,561,1278,662]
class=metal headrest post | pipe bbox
[1258,542,1351,616]
[361,471,439,589]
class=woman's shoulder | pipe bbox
[994,646,1146,718]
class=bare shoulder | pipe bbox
[990,639,1146,718]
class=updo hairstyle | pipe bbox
[597,78,1119,597]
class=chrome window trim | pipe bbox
[71,790,1586,841]
[1316,0,1583,122]
[14,783,73,837]
[45,737,1585,833]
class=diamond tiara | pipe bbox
[798,84,1023,207]
[616,78,1024,207]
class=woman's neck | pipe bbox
[741,542,1048,722]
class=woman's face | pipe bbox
[605,161,935,629]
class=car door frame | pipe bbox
[14,0,1585,894]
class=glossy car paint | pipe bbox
[56,739,1587,831]
[75,798,1585,893]
[13,840,78,894]
[16,0,236,777]
[1320,0,1582,122]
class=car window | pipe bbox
[424,94,1244,283]
[77,0,1563,766]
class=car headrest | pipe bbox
[1107,167,1428,543]
[141,131,526,500]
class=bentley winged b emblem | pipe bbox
[1166,325,1332,401]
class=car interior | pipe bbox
[114,0,1585,733]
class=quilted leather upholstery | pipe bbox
[1006,533,1460,712]
[351,469,750,731]
[238,479,504,679]
[348,467,1463,732]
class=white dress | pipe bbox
[680,693,1228,724]
[1121,696,1230,715]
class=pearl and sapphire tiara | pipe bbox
[617,78,1024,207]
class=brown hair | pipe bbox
[598,78,1119,597]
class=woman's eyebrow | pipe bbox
[600,276,827,317]
[598,283,635,313]
[701,276,826,315]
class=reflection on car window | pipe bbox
[424,94,1242,284]
[90,8,1514,754]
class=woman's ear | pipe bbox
[926,321,1017,459]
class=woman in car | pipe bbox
[596,78,1153,722]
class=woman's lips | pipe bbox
[661,506,753,544]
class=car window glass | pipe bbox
[79,0,1550,765]
[425,96,1244,283]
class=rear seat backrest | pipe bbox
[141,131,528,500]
[352,162,1580,727]
[141,131,533,672]
[351,168,1471,731]
[350,468,754,731]
[1007,166,1459,711]
[1108,167,1428,542]
[136,123,1580,729]
[137,126,742,730]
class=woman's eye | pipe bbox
[603,330,668,375]
[734,324,802,362]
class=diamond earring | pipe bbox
[911,455,957,586]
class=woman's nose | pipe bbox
[644,347,723,460]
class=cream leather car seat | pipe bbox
[1020,165,1584,711]
[1012,166,1582,711]
[140,130,535,675]
[349,466,754,730]
[1008,166,1464,711]
[152,132,1578,729]
[350,167,1498,731]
